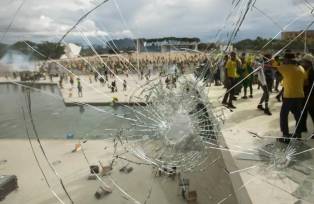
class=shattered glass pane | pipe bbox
[1,0,314,204]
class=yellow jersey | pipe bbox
[225,59,239,78]
[272,61,280,68]
[242,60,252,76]
[277,64,307,98]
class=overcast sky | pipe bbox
[0,0,314,44]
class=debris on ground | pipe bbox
[52,160,61,166]
[0,175,18,201]
[87,165,100,180]
[0,160,7,165]
[94,186,112,199]
[119,165,133,174]
[87,174,97,180]
[99,162,112,176]
[71,143,81,153]
[90,165,100,174]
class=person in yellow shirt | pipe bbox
[222,52,240,109]
[274,52,308,143]
[241,54,254,99]
[300,54,314,138]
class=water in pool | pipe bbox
[0,83,134,139]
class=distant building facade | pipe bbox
[281,30,314,43]
[137,37,200,52]
[218,44,234,52]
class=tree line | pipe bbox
[0,41,65,60]
[234,36,312,52]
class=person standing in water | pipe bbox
[77,78,83,97]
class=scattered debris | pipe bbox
[248,131,263,139]
[0,175,18,201]
[168,167,177,180]
[156,166,177,178]
[187,190,197,204]
[87,174,97,180]
[119,165,133,174]
[90,165,100,174]
[52,160,62,166]
[115,155,150,166]
[0,160,7,165]
[99,162,112,176]
[72,143,81,153]
[94,186,112,199]
[88,165,100,180]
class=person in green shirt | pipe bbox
[77,78,83,97]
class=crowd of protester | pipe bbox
[2,51,313,143]
[219,50,314,143]
[49,53,207,76]
[18,52,205,97]
[47,53,207,95]
[50,50,313,143]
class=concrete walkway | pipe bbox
[211,85,314,204]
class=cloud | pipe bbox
[293,0,314,5]
[0,0,313,44]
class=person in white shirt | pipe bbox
[256,54,272,115]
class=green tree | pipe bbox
[0,43,8,58]
[35,41,65,60]
[10,41,36,55]
[234,36,311,52]
[198,43,217,51]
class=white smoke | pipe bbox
[0,50,36,72]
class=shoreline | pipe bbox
[0,76,157,106]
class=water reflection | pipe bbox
[79,105,85,114]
